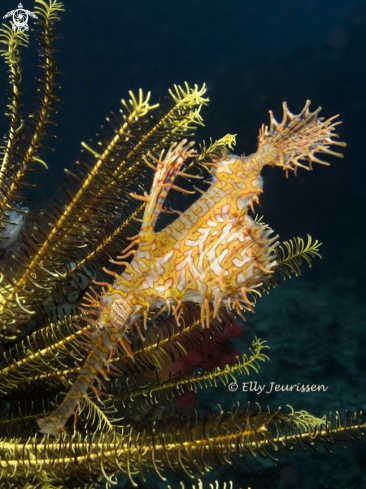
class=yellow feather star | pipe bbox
[38,99,346,436]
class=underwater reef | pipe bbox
[0,1,364,488]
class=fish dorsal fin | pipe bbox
[130,140,196,237]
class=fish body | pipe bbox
[38,100,346,435]
[106,151,276,320]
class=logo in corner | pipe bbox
[3,3,38,31]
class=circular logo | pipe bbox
[13,8,29,30]
[3,3,38,32]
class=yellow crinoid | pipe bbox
[0,2,363,489]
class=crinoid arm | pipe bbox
[0,80,208,335]
[3,405,366,486]
[0,0,357,481]
[256,100,347,176]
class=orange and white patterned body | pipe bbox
[97,100,346,330]
[38,100,345,435]
[102,151,277,326]
[37,328,117,436]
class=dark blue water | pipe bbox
[1,1,365,488]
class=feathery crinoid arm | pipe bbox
[0,26,29,197]
[0,83,208,335]
[0,26,30,249]
[0,1,64,335]
[1,406,366,486]
[246,100,346,177]
[0,0,359,482]
[0,1,63,213]
[25,0,64,165]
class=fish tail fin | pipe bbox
[257,100,346,177]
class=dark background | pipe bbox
[1,1,366,488]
